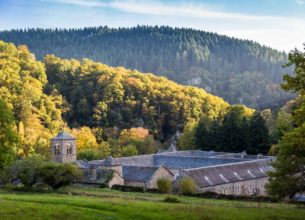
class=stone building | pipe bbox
[77,149,274,195]
[50,131,76,163]
[123,166,174,190]
[50,132,273,195]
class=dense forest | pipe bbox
[2,40,270,161]
[0,26,293,109]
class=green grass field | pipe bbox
[0,186,304,220]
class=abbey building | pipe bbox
[51,131,274,196]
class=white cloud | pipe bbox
[296,0,304,5]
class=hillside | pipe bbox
[0,26,294,109]
[0,40,237,146]
[0,187,304,220]
[44,54,233,141]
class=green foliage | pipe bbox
[43,55,230,141]
[156,178,172,193]
[194,107,270,154]
[9,155,45,188]
[77,149,103,161]
[118,128,157,155]
[38,162,81,190]
[0,26,293,109]
[163,196,180,203]
[267,124,305,199]
[0,99,18,170]
[178,177,198,195]
[0,41,63,158]
[268,45,305,199]
[177,121,197,150]
[121,144,138,157]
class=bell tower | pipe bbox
[51,130,76,163]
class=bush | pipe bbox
[9,156,45,188]
[111,184,144,192]
[163,196,180,203]
[77,149,102,161]
[38,163,81,190]
[157,178,172,193]
[178,177,198,195]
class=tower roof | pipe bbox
[51,131,76,140]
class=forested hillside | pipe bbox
[0,26,293,109]
[2,40,256,159]
[44,54,232,141]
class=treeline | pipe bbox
[0,26,293,109]
[178,106,269,154]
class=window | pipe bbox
[66,142,73,155]
[54,144,60,155]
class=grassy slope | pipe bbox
[0,186,304,220]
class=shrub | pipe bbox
[77,149,102,161]
[178,177,198,195]
[38,162,81,190]
[157,178,172,193]
[163,196,180,203]
[111,184,144,192]
[9,155,45,188]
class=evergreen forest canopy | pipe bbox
[0,26,294,110]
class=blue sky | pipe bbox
[0,0,305,51]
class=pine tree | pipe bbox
[247,112,270,154]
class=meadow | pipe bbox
[0,186,304,220]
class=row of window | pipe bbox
[53,143,73,155]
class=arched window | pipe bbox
[66,142,73,155]
[54,144,60,155]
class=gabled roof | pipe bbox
[100,156,121,166]
[122,166,169,182]
[51,131,76,140]
[183,159,273,188]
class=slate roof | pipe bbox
[100,156,121,166]
[51,131,76,140]
[153,155,250,169]
[122,166,160,182]
[183,159,273,188]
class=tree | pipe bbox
[38,162,81,190]
[0,99,18,170]
[157,178,172,193]
[267,124,305,199]
[178,121,197,150]
[9,155,45,188]
[77,149,102,161]
[0,41,63,158]
[71,127,99,151]
[247,112,270,154]
[220,106,248,152]
[178,177,198,195]
[267,45,305,199]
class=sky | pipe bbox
[0,0,305,52]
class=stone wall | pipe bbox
[199,177,269,196]
[146,167,174,189]
[108,172,124,188]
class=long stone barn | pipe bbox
[51,131,274,196]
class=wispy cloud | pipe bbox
[296,0,305,5]
[44,0,281,21]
